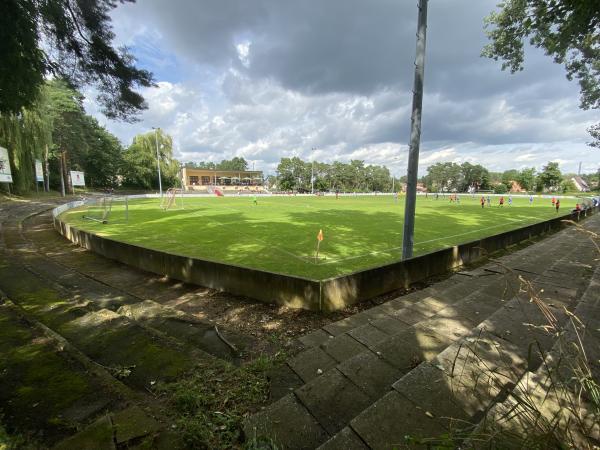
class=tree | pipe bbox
[0,0,154,121]
[460,162,490,191]
[494,183,509,194]
[501,169,519,186]
[516,167,536,191]
[588,123,600,148]
[425,162,463,192]
[121,129,180,189]
[482,1,600,111]
[216,157,248,171]
[0,78,125,194]
[560,178,576,193]
[276,157,309,191]
[365,165,391,192]
[82,116,123,188]
[537,161,563,191]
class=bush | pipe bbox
[493,183,509,194]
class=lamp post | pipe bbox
[152,127,163,197]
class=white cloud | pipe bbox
[85,0,599,177]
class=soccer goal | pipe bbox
[160,188,184,210]
[82,195,129,224]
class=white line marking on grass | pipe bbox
[204,218,315,265]
[320,218,530,265]
[181,202,317,264]
[414,218,528,245]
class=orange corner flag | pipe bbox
[317,229,324,242]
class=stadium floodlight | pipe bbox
[152,127,163,197]
[402,0,428,260]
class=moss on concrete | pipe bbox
[0,306,102,444]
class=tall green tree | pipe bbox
[121,129,180,190]
[276,157,309,191]
[216,157,248,171]
[537,161,563,191]
[588,123,600,148]
[0,107,50,193]
[460,162,490,190]
[515,167,536,191]
[42,79,90,195]
[425,162,463,192]
[0,0,154,121]
[482,1,600,145]
[483,0,599,110]
[82,116,123,188]
[501,169,519,186]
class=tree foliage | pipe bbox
[185,157,249,171]
[121,129,180,189]
[516,167,536,191]
[588,123,600,148]
[274,157,392,192]
[424,162,464,192]
[460,162,490,191]
[0,0,154,121]
[537,161,563,190]
[482,0,600,110]
[217,157,248,171]
[1,79,127,194]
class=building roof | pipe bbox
[571,176,590,190]
[183,168,263,176]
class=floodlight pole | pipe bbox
[402,0,428,260]
[152,127,163,197]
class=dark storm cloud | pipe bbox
[103,0,597,174]
[128,0,574,100]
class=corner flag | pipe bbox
[315,229,324,262]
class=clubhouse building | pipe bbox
[182,167,264,192]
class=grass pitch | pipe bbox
[60,194,577,280]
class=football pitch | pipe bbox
[60,194,577,280]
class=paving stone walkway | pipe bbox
[244,212,600,449]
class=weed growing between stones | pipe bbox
[154,352,287,449]
[0,418,33,450]
[409,223,600,449]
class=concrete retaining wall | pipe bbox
[54,201,598,311]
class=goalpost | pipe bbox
[82,195,129,224]
[161,188,184,210]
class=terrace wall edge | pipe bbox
[53,201,598,311]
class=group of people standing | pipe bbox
[479,195,513,208]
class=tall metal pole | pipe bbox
[402,0,428,260]
[153,127,163,197]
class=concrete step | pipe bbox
[465,268,600,448]
[0,260,213,391]
[245,229,598,448]
[6,208,251,363]
[118,300,249,363]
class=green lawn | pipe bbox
[59,194,579,280]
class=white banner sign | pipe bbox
[0,147,13,183]
[70,170,86,187]
[35,160,44,182]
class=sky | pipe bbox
[84,0,599,176]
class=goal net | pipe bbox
[82,195,129,224]
[161,188,184,210]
